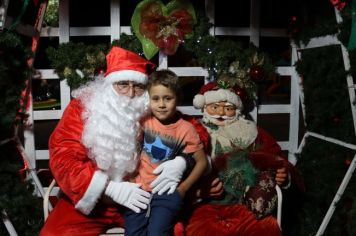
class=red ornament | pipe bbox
[344,159,351,166]
[249,65,264,82]
[332,117,341,124]
[95,67,106,76]
[234,87,247,102]
[288,16,300,35]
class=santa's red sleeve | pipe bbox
[49,99,109,215]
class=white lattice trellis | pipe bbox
[20,0,322,235]
[295,7,356,236]
[28,0,301,170]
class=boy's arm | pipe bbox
[177,149,208,197]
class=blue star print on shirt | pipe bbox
[144,136,174,163]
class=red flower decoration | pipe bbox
[329,0,347,11]
[140,2,195,55]
[131,0,196,59]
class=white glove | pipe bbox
[105,181,151,213]
[150,156,186,195]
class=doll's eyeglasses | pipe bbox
[206,103,236,113]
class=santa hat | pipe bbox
[193,81,243,109]
[105,46,156,84]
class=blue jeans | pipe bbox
[124,191,182,236]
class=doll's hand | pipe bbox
[275,167,290,187]
[197,177,224,199]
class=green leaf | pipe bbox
[131,0,159,59]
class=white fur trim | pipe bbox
[105,70,148,84]
[75,170,108,215]
[193,94,206,109]
[195,89,243,109]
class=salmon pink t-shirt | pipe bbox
[136,115,203,192]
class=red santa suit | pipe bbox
[183,82,304,236]
[40,46,156,236]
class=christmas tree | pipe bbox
[289,0,356,235]
[0,0,44,234]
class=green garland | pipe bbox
[296,45,355,144]
[290,0,355,64]
[0,32,43,235]
[43,0,59,27]
[184,16,275,76]
[292,45,356,236]
[0,1,46,235]
[293,138,356,236]
[46,15,274,103]
[183,15,275,102]
[46,42,108,89]
[0,141,43,236]
[290,1,356,235]
[0,32,31,139]
[290,0,340,46]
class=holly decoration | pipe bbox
[214,54,267,103]
[47,16,275,102]
[131,0,196,59]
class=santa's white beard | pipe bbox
[73,78,149,181]
[202,109,239,126]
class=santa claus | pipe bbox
[183,81,304,236]
[40,46,187,235]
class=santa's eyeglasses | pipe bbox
[114,81,146,96]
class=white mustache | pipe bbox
[209,115,235,120]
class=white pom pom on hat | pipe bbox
[193,81,243,110]
[104,46,156,84]
[192,94,206,109]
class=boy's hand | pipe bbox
[177,185,187,198]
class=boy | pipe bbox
[124,70,208,236]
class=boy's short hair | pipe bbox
[148,69,182,100]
